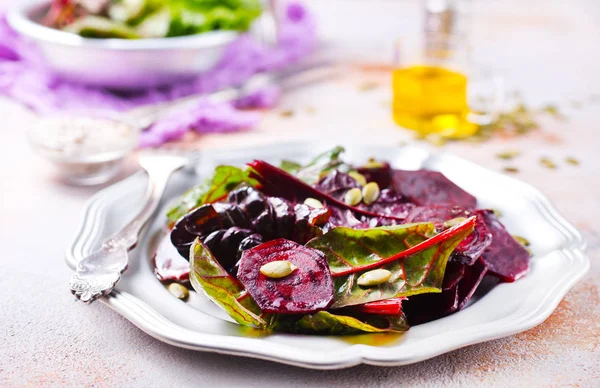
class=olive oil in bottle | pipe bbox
[392,65,478,138]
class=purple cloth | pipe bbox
[0,3,316,147]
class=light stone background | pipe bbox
[1,0,599,386]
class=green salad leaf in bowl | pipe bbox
[43,0,263,39]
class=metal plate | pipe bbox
[66,142,589,369]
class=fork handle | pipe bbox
[102,166,173,251]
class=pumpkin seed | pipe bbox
[304,198,324,209]
[362,160,386,169]
[344,188,363,206]
[539,157,557,169]
[362,182,380,205]
[168,283,189,300]
[513,235,530,247]
[357,269,392,287]
[260,261,298,279]
[503,166,519,174]
[496,150,521,160]
[491,208,503,217]
[348,171,367,186]
[565,157,580,166]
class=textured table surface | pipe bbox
[1,0,599,386]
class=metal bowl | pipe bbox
[6,1,243,90]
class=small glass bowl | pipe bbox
[28,115,139,185]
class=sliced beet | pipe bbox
[403,285,459,325]
[403,258,487,325]
[237,239,334,314]
[404,205,492,265]
[478,210,531,282]
[392,170,477,209]
[154,235,190,282]
[442,261,466,291]
[456,258,488,310]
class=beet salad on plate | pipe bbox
[154,146,531,335]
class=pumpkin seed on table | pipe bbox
[260,261,298,279]
[539,157,557,169]
[503,166,519,174]
[496,150,521,160]
[344,188,363,206]
[565,157,580,166]
[348,171,367,186]
[304,197,324,209]
[168,283,189,300]
[357,269,392,287]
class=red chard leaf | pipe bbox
[249,160,406,222]
[404,205,492,265]
[307,217,476,308]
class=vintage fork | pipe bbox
[69,150,199,303]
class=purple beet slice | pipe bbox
[456,258,488,310]
[442,261,466,291]
[478,210,531,282]
[237,239,334,314]
[405,205,492,265]
[392,170,477,209]
[402,258,487,325]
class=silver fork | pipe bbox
[69,150,199,303]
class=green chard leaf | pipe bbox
[285,146,349,185]
[266,310,409,335]
[166,165,257,223]
[279,160,302,174]
[189,238,265,327]
[307,218,476,308]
